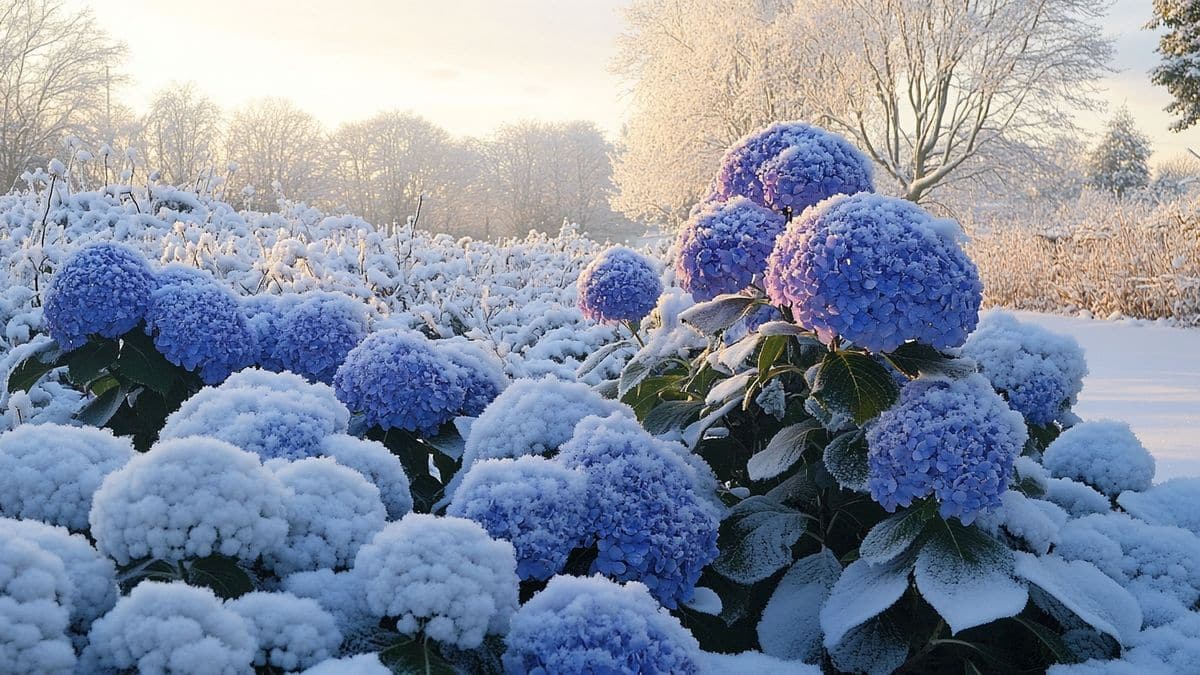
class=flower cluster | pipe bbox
[963,311,1089,426]
[226,591,342,671]
[320,434,414,520]
[144,268,257,384]
[1042,420,1155,497]
[43,242,158,351]
[503,575,700,675]
[675,197,787,301]
[764,193,983,353]
[268,291,370,383]
[333,329,465,435]
[714,122,873,212]
[242,294,301,372]
[576,246,662,323]
[435,338,509,416]
[865,375,1027,523]
[557,414,720,608]
[0,536,76,674]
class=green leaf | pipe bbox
[617,357,654,399]
[380,636,456,675]
[576,338,632,378]
[643,400,703,435]
[823,430,870,491]
[678,294,756,335]
[74,385,126,427]
[621,375,681,419]
[757,549,842,662]
[6,345,63,393]
[712,496,809,584]
[66,339,119,386]
[811,350,900,425]
[828,615,910,675]
[915,520,1027,633]
[115,331,177,395]
[822,557,913,652]
[185,555,254,600]
[426,427,465,461]
[883,342,977,378]
[747,419,823,481]
[859,503,935,565]
[1008,615,1079,664]
[756,334,789,383]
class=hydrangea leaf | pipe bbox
[914,521,1028,634]
[811,350,900,425]
[6,342,64,393]
[757,548,841,662]
[712,495,809,584]
[747,419,823,481]
[883,342,977,378]
[643,400,704,435]
[74,384,126,428]
[684,587,723,615]
[678,294,757,336]
[823,430,870,491]
[185,555,254,600]
[65,339,119,386]
[820,556,912,650]
[828,616,909,675]
[1014,552,1142,645]
[379,636,456,675]
[859,503,936,565]
[576,338,632,378]
[617,356,654,399]
[115,329,177,395]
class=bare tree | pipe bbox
[137,83,222,187]
[224,97,327,210]
[0,0,126,190]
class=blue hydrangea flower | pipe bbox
[503,575,700,675]
[434,339,509,417]
[962,311,1088,427]
[43,243,158,351]
[272,291,370,384]
[715,122,873,212]
[865,374,1027,524]
[557,415,719,608]
[144,273,257,385]
[764,193,983,353]
[332,329,465,436]
[577,246,662,323]
[241,294,302,372]
[675,197,787,302]
[447,456,589,581]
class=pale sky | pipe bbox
[80,0,1200,163]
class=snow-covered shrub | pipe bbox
[352,514,519,649]
[558,414,720,607]
[269,291,369,383]
[1042,420,1155,497]
[89,437,288,564]
[264,457,387,576]
[302,653,390,675]
[43,242,157,350]
[675,197,787,301]
[333,329,464,435]
[0,518,117,645]
[226,592,342,671]
[963,311,1088,426]
[447,456,589,580]
[81,581,255,674]
[0,423,132,531]
[576,245,662,323]
[433,338,508,416]
[866,375,1027,523]
[503,575,700,675]
[160,369,350,462]
[1118,478,1200,536]
[144,270,257,384]
[764,192,983,353]
[0,537,76,674]
[319,434,412,520]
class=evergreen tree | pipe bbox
[1150,0,1200,131]
[1087,108,1152,197]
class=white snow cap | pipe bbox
[352,513,519,649]
[226,591,342,671]
[0,423,133,531]
[89,437,289,564]
[0,537,76,675]
[302,653,391,675]
[319,434,413,519]
[1043,420,1155,497]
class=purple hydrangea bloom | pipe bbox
[865,374,1027,524]
[434,339,509,417]
[332,329,465,436]
[715,122,873,212]
[557,415,719,608]
[272,291,370,384]
[577,246,662,323]
[241,294,302,372]
[675,197,787,302]
[44,243,158,351]
[764,193,983,353]
[144,273,257,385]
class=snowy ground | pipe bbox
[1018,312,1200,480]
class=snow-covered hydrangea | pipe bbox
[764,193,983,353]
[503,575,700,675]
[974,491,1068,555]
[264,457,387,576]
[1118,478,1200,537]
[1042,420,1155,497]
[434,338,509,417]
[242,294,301,372]
[333,329,465,435]
[447,456,589,580]
[89,437,288,564]
[576,246,663,323]
[159,369,350,462]
[226,592,342,672]
[675,197,787,302]
[81,581,255,675]
[281,568,386,654]
[144,271,257,384]
[353,514,519,649]
[757,126,875,213]
[0,518,117,646]
[1044,477,1112,518]
[320,434,413,520]
[0,537,76,674]
[558,414,720,608]
[43,242,157,351]
[270,291,370,383]
[0,423,132,531]
[302,653,391,675]
[865,374,1027,524]
[962,311,1088,426]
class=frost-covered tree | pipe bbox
[224,97,328,210]
[1087,108,1152,197]
[137,83,222,187]
[0,0,126,190]
[1150,0,1200,131]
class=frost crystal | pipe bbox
[675,197,787,301]
[577,245,662,323]
[1043,420,1155,497]
[43,242,157,351]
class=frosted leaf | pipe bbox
[828,617,909,675]
[1014,552,1142,645]
[712,496,808,585]
[685,587,722,615]
[698,650,822,674]
[820,556,912,649]
[758,548,841,662]
[859,505,933,565]
[913,524,1028,633]
[1044,477,1110,518]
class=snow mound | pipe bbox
[1043,420,1154,497]
[302,653,390,675]
[1118,478,1200,537]
[1044,477,1112,517]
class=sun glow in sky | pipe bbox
[80,0,1200,161]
